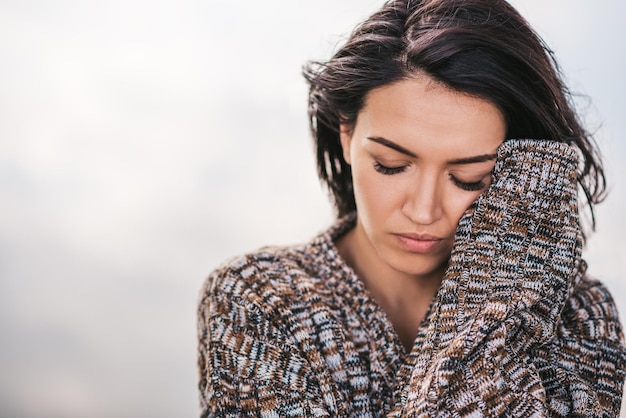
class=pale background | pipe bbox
[0,1,624,417]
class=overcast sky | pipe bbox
[1,1,625,417]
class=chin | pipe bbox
[383,250,449,280]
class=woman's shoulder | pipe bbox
[199,244,312,313]
[199,215,356,318]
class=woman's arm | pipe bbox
[197,262,332,417]
[390,139,626,416]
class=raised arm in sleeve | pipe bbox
[390,139,626,417]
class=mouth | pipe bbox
[393,233,444,253]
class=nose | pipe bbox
[401,173,443,226]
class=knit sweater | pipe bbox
[197,140,626,417]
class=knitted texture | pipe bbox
[198,139,626,417]
[388,139,598,416]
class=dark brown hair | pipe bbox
[303,0,605,231]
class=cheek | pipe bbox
[444,188,484,226]
[352,164,403,215]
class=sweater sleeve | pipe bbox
[391,139,626,416]
[197,259,332,417]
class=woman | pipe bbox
[198,0,626,416]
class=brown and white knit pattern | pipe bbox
[198,139,626,417]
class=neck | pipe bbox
[335,223,444,351]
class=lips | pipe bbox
[394,233,444,253]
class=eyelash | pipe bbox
[449,175,486,191]
[374,161,487,191]
[373,162,407,175]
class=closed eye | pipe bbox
[449,174,487,191]
[374,161,407,175]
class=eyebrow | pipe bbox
[367,136,497,165]
[368,136,416,157]
[447,154,497,164]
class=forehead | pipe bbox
[357,77,506,156]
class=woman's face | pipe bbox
[340,76,506,281]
